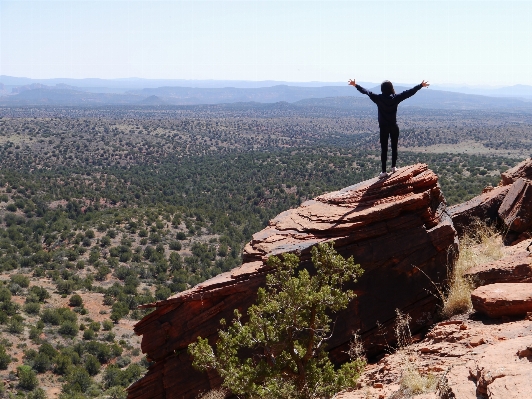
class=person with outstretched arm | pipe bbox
[348,79,430,179]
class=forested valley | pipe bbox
[0,103,529,398]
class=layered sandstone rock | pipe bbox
[500,157,532,185]
[471,283,532,318]
[449,157,532,238]
[465,251,532,285]
[498,178,532,233]
[127,164,457,399]
[336,317,532,399]
[448,185,510,236]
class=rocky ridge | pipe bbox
[127,164,457,399]
[339,158,532,399]
[128,159,532,399]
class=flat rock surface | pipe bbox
[336,317,532,399]
[472,283,532,318]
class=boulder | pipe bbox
[464,251,532,285]
[471,283,532,318]
[500,158,532,185]
[448,185,510,236]
[127,164,457,399]
[498,178,532,233]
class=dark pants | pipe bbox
[379,124,399,173]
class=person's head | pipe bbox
[381,80,395,96]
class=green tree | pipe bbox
[189,242,365,399]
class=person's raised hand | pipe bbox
[421,80,430,87]
[348,79,356,87]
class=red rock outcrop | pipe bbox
[464,251,532,285]
[448,185,510,236]
[498,178,532,233]
[500,157,532,185]
[471,283,532,318]
[127,164,457,399]
[337,317,532,399]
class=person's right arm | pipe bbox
[348,79,378,102]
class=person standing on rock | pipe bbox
[348,79,430,179]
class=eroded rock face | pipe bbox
[500,157,532,185]
[471,283,532,318]
[127,164,457,399]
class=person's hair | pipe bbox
[381,80,395,95]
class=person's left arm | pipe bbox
[395,80,430,102]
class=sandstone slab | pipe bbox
[464,251,532,285]
[127,164,457,399]
[500,157,532,185]
[471,283,532,318]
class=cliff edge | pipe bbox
[127,164,458,399]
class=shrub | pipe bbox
[89,321,100,332]
[104,386,127,399]
[0,345,11,369]
[17,365,39,390]
[24,302,41,315]
[10,274,30,288]
[28,286,51,302]
[63,366,92,394]
[8,319,24,334]
[102,320,114,331]
[27,388,47,399]
[84,354,100,376]
[83,329,95,340]
[0,287,12,302]
[69,294,83,307]
[155,286,171,301]
[57,280,76,295]
[54,353,73,376]
[39,342,57,358]
[115,356,131,368]
[29,326,42,341]
[58,321,79,338]
[169,241,182,251]
[189,242,366,399]
[32,352,52,373]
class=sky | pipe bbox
[1,0,532,86]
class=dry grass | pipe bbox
[441,219,504,318]
[398,364,438,396]
[390,310,438,399]
[196,389,228,399]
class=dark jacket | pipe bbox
[355,83,423,126]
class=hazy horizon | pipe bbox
[2,1,532,86]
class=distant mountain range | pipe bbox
[0,75,531,110]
